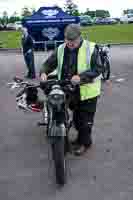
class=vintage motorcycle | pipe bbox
[7,76,84,186]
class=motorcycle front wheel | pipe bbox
[49,124,66,186]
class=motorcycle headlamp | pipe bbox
[48,88,65,105]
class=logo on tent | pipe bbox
[42,27,60,40]
[41,9,59,16]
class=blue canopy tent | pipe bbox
[22,6,80,50]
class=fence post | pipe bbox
[44,41,47,52]
[54,40,57,50]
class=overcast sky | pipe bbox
[0,0,133,17]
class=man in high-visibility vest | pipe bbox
[40,24,103,156]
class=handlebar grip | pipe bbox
[71,80,80,85]
[40,80,48,89]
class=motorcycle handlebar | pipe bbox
[39,79,81,89]
[8,77,86,91]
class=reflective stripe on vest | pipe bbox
[57,40,101,101]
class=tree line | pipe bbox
[0,7,35,25]
[1,0,122,25]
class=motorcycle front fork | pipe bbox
[37,105,48,127]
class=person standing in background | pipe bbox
[21,27,36,79]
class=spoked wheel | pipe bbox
[50,124,67,186]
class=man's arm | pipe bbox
[28,35,34,48]
[20,37,23,53]
[40,49,58,75]
[79,45,103,82]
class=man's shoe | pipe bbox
[71,140,80,150]
[24,74,30,79]
[64,146,72,155]
[24,74,36,79]
[29,75,36,79]
[73,145,92,156]
[73,141,92,156]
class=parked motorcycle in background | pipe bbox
[98,44,111,81]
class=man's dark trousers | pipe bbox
[71,97,98,147]
[24,50,35,78]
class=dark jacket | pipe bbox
[40,40,103,82]
[22,35,34,54]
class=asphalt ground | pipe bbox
[0,46,133,199]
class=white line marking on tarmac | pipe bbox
[116,78,125,82]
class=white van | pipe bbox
[128,14,133,23]
[120,15,128,23]
[120,14,133,24]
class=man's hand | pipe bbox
[71,75,80,82]
[40,73,47,81]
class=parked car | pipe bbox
[6,23,16,30]
[80,15,93,26]
[2,24,8,30]
[95,17,117,25]
[95,18,104,25]
[103,18,118,25]
[14,21,22,30]
[0,24,4,31]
